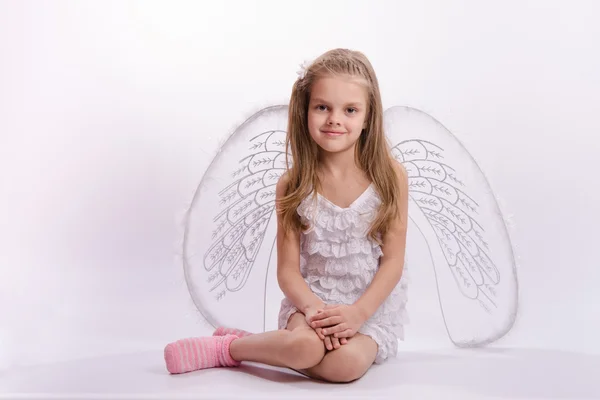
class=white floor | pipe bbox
[2,346,598,400]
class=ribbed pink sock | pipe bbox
[164,334,240,374]
[213,326,253,338]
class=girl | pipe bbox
[164,48,409,383]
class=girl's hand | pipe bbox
[303,304,325,329]
[309,304,366,339]
[319,324,347,350]
[304,305,328,341]
[323,332,347,350]
[304,306,347,350]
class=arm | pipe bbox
[354,160,409,319]
[275,173,325,314]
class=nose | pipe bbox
[327,112,341,126]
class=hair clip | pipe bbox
[296,60,312,80]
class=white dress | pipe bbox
[277,183,409,364]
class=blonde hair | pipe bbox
[278,48,402,243]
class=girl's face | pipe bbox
[307,75,368,156]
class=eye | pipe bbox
[347,107,357,114]
[316,105,328,111]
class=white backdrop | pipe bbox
[1,0,599,372]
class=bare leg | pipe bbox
[164,313,326,374]
[299,333,378,383]
[229,313,326,370]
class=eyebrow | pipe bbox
[311,98,365,107]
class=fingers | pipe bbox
[311,316,343,329]
[315,327,325,340]
[331,336,342,350]
[319,329,347,349]
[324,334,346,349]
[333,328,354,339]
[309,309,336,322]
[324,335,333,351]
[321,323,347,336]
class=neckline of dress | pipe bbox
[316,183,374,211]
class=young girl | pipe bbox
[164,48,409,383]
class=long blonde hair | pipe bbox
[278,48,402,244]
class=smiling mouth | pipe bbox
[322,130,346,136]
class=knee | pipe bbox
[320,355,371,383]
[284,329,325,370]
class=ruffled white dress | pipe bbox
[277,183,409,364]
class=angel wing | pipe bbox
[384,106,518,347]
[182,105,289,333]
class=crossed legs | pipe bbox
[164,312,378,383]
[228,312,378,383]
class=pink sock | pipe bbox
[164,334,240,374]
[213,326,253,338]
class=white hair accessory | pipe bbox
[296,60,312,80]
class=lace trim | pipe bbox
[297,189,382,259]
[301,252,379,278]
[297,190,381,231]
